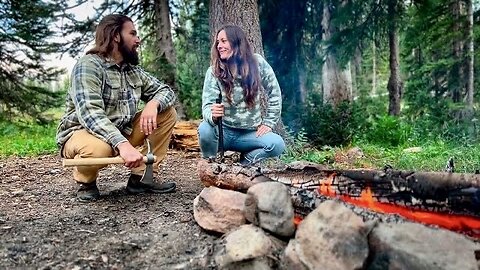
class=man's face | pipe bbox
[119,21,140,65]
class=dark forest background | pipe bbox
[1,0,479,171]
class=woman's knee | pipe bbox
[198,121,217,142]
[264,134,286,157]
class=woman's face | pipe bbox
[216,30,233,60]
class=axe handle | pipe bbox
[62,156,155,167]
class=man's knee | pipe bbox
[64,130,113,158]
[157,106,177,126]
[80,139,113,158]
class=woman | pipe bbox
[198,25,285,165]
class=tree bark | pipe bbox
[387,0,403,116]
[452,0,466,103]
[466,0,474,110]
[154,0,186,119]
[321,1,353,107]
[372,40,377,96]
[154,0,176,66]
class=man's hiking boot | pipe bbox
[76,181,100,202]
[126,174,176,194]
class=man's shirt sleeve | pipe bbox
[138,68,176,112]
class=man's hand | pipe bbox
[117,142,144,168]
[211,103,224,122]
[140,100,159,135]
[256,124,272,137]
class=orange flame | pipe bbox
[318,177,480,238]
[294,215,303,227]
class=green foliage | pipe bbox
[282,128,335,164]
[402,0,478,119]
[173,0,210,119]
[301,92,355,147]
[360,115,412,147]
[0,120,57,157]
[0,0,65,118]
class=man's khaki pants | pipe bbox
[62,107,177,184]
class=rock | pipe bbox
[285,200,370,270]
[244,182,296,238]
[214,224,285,269]
[193,187,247,233]
[368,222,480,270]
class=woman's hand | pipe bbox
[256,124,272,137]
[211,103,224,122]
[140,100,159,135]
[117,142,144,168]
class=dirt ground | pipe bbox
[0,150,220,269]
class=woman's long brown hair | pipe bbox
[211,25,261,108]
[86,14,132,57]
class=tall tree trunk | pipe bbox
[154,0,176,66]
[321,1,353,107]
[154,0,186,119]
[387,0,403,116]
[452,0,466,103]
[351,47,362,99]
[466,0,474,110]
[209,0,264,56]
[296,54,307,104]
[372,40,377,96]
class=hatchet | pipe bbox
[62,139,156,182]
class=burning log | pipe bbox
[197,160,480,216]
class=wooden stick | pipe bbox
[62,156,156,167]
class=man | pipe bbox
[56,14,177,202]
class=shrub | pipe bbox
[301,92,355,147]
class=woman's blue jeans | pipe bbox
[198,121,286,165]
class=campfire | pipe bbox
[194,159,480,269]
[256,162,480,237]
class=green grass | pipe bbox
[0,121,58,157]
[283,139,480,173]
[358,141,480,173]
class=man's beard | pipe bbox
[119,37,139,65]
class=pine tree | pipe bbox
[0,0,64,120]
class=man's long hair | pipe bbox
[211,25,260,108]
[86,14,132,57]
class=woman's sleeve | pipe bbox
[202,67,221,126]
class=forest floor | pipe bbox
[0,150,220,270]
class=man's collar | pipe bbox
[102,57,134,70]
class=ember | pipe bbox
[319,186,480,238]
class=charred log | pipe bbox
[197,160,480,216]
[197,159,271,191]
